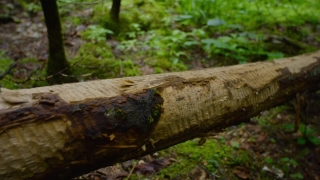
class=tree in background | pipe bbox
[110,0,121,22]
[40,0,76,84]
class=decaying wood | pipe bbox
[0,51,320,179]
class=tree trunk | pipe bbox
[40,0,76,84]
[110,0,121,22]
[0,51,320,179]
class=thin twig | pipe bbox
[0,63,17,81]
[127,161,137,179]
[198,164,219,179]
[294,93,301,132]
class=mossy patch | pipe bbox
[0,51,14,72]
[71,42,141,80]
[0,52,15,89]
[128,138,253,179]
[145,57,187,72]
[0,55,48,89]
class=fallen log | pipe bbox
[0,51,320,179]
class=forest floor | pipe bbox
[1,0,320,179]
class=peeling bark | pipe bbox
[0,51,320,179]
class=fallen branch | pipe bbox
[0,51,320,179]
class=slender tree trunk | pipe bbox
[0,51,320,179]
[110,0,121,22]
[40,0,76,84]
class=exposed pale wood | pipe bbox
[0,51,320,179]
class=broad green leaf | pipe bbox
[308,136,320,145]
[218,36,232,43]
[207,18,226,26]
[297,137,306,145]
[231,141,240,148]
[267,52,284,60]
[290,173,303,179]
[174,15,193,21]
[184,41,199,46]
[264,157,273,164]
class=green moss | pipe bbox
[147,88,163,124]
[115,107,126,119]
[146,57,187,72]
[0,55,49,89]
[121,60,141,76]
[104,107,127,120]
[148,116,154,123]
[71,17,82,26]
[154,67,163,74]
[90,0,170,36]
[19,57,39,63]
[153,138,252,179]
[70,42,141,80]
[253,105,291,126]
[121,0,169,30]
[0,52,14,72]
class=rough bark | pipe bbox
[0,51,320,179]
[40,0,76,84]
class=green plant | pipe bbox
[264,157,274,165]
[279,157,298,172]
[0,51,15,88]
[253,105,291,126]
[201,32,284,63]
[81,25,114,42]
[174,0,320,64]
[0,50,12,64]
[264,156,301,177]
[230,141,240,149]
[281,123,320,146]
[25,2,41,15]
[177,0,320,29]
[290,173,304,179]
[145,57,187,72]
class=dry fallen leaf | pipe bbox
[246,124,262,134]
[134,158,171,175]
[190,165,208,180]
[109,134,115,141]
[233,166,250,179]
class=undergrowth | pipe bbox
[69,0,320,78]
[2,0,319,86]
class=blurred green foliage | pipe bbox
[3,0,319,87]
